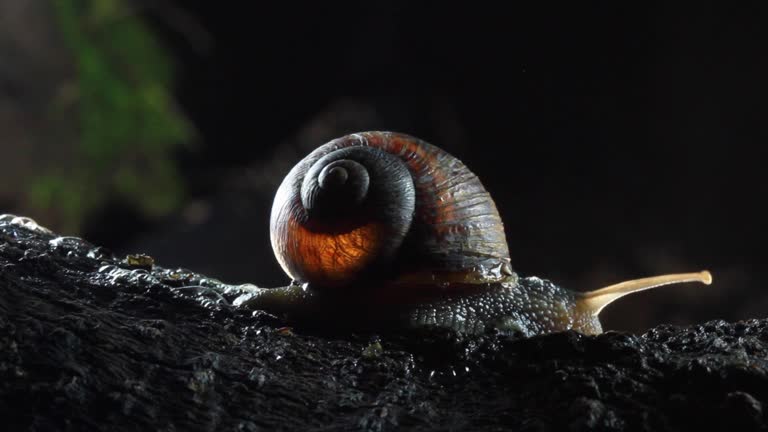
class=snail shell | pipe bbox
[270,131,513,290]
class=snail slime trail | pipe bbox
[235,131,713,336]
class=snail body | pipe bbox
[240,132,712,336]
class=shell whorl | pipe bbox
[270,131,512,290]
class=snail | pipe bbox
[237,131,712,336]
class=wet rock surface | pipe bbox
[1,216,766,432]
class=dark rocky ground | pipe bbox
[1,215,767,432]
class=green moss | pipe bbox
[29,0,193,233]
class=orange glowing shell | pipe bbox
[270,131,512,290]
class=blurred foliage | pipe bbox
[28,0,193,233]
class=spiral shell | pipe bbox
[270,131,512,290]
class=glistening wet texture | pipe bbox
[239,278,601,336]
[407,278,602,336]
[1,215,767,431]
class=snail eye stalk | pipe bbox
[577,271,713,316]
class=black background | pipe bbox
[102,2,766,332]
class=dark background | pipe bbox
[13,3,768,332]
